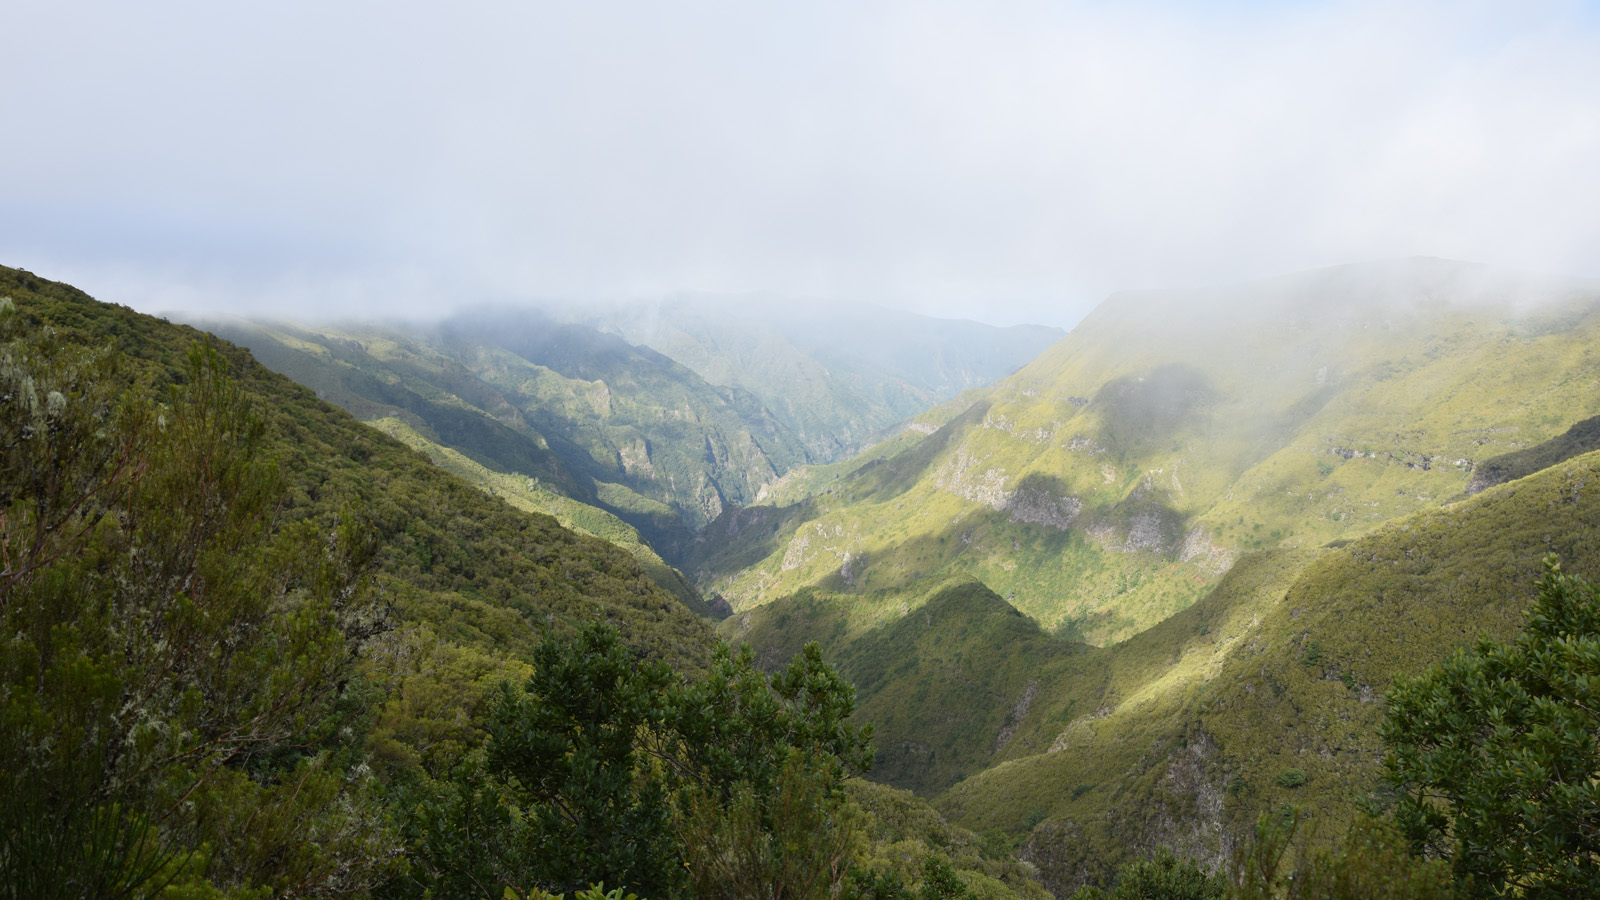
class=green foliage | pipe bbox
[844,855,980,900]
[575,297,1062,465]
[940,444,1600,894]
[679,749,858,900]
[0,265,725,898]
[1078,850,1225,900]
[723,578,1084,795]
[397,621,872,899]
[0,317,392,896]
[1275,771,1307,790]
[1228,811,1451,900]
[364,416,712,615]
[916,855,979,900]
[1383,556,1600,897]
[487,620,679,895]
[203,311,813,551]
[1463,413,1600,496]
[844,779,1050,900]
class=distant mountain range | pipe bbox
[559,296,1064,462]
[198,303,1061,594]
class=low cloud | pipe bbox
[3,0,1598,326]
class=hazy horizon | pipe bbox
[6,1,1599,329]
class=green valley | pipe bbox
[0,265,1050,900]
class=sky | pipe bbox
[4,0,1600,328]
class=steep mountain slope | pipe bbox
[722,577,1089,795]
[202,310,811,563]
[1464,410,1600,495]
[363,414,713,615]
[565,297,1064,463]
[731,435,1600,895]
[1,264,717,737]
[941,446,1600,895]
[697,259,1600,644]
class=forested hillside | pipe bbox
[0,266,1045,899]
[14,258,1600,898]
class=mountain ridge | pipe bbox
[694,257,1600,644]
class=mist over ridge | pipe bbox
[694,255,1600,644]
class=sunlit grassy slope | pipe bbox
[731,439,1600,895]
[696,258,1600,645]
[950,450,1600,895]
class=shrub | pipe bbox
[1383,557,1600,896]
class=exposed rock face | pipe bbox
[935,449,1012,510]
[1143,731,1230,870]
[1008,485,1083,529]
[618,438,653,475]
[781,529,812,572]
[839,550,865,589]
[780,520,860,578]
[1123,510,1170,553]
[1179,527,1237,574]
[1081,505,1186,557]
[718,504,781,538]
[936,451,1086,531]
[1067,435,1106,453]
[995,679,1039,751]
[1021,819,1109,897]
[1025,731,1230,897]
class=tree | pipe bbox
[487,619,679,898]
[400,623,874,899]
[676,749,859,900]
[1225,809,1451,900]
[1069,849,1222,900]
[1382,556,1600,898]
[0,309,391,898]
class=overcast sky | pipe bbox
[4,1,1599,327]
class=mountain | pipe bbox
[3,264,1066,900]
[199,310,813,568]
[1,264,715,666]
[695,258,1600,645]
[199,302,1060,594]
[558,296,1064,464]
[729,421,1600,895]
[0,264,732,895]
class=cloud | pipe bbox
[3,0,1598,326]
